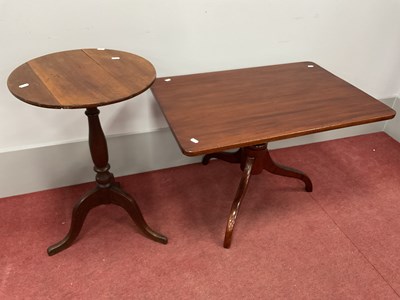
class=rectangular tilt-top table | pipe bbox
[151,62,396,248]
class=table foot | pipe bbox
[224,156,254,249]
[47,184,167,256]
[202,149,241,165]
[47,187,102,256]
[109,186,168,244]
[264,151,313,192]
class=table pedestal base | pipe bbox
[47,108,167,256]
[202,144,312,248]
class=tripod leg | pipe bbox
[264,151,313,192]
[223,156,254,248]
[202,149,242,165]
[110,186,168,244]
[47,187,102,256]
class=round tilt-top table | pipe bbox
[7,48,168,255]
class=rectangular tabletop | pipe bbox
[151,62,395,156]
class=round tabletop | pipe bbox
[7,49,156,109]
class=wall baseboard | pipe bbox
[1,98,395,198]
[0,128,201,199]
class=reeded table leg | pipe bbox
[223,156,254,248]
[203,143,313,248]
[47,107,167,256]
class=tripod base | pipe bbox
[48,183,167,256]
[203,144,312,248]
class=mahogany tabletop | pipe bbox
[151,62,396,156]
[7,49,156,109]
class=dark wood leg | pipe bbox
[203,143,313,248]
[223,156,254,249]
[264,150,313,192]
[202,149,241,165]
[47,107,167,256]
[47,187,101,256]
[109,185,168,243]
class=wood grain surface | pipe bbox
[151,62,396,156]
[7,49,156,109]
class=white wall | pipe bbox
[1,0,400,152]
[1,1,400,197]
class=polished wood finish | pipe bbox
[47,108,167,256]
[203,143,313,248]
[223,155,254,248]
[151,62,395,156]
[7,49,156,108]
[152,62,395,248]
[7,49,167,255]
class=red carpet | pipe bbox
[1,132,400,299]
